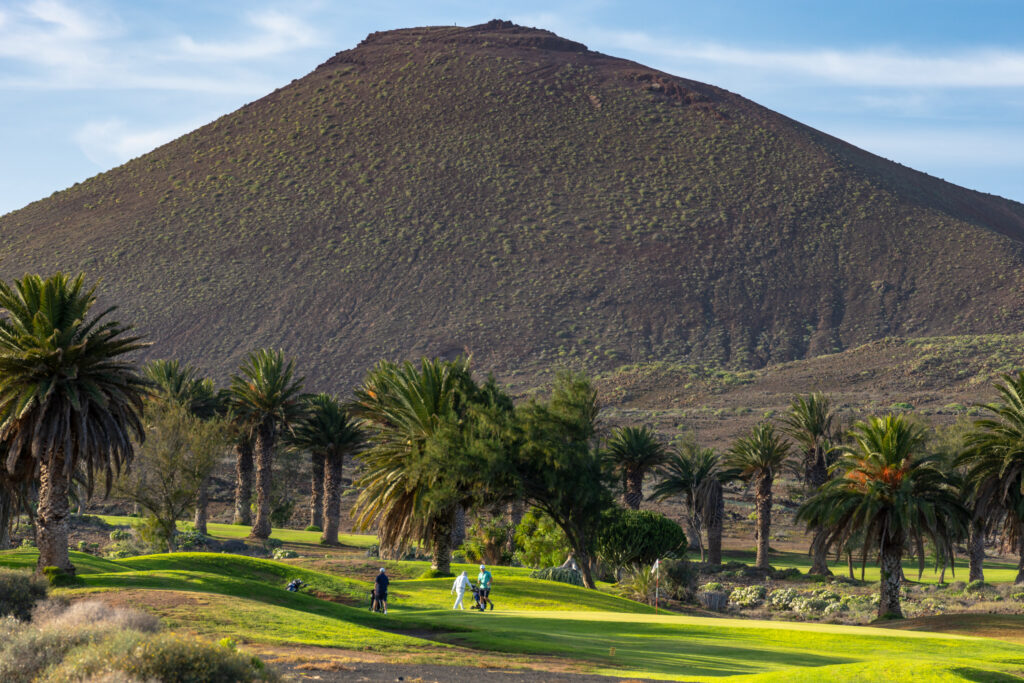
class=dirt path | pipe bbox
[278,660,661,682]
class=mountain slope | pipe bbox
[3,20,1024,390]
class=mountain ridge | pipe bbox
[2,20,1023,392]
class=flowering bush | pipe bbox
[768,588,799,610]
[729,584,767,608]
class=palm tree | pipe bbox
[229,349,305,539]
[0,273,147,574]
[799,415,968,618]
[959,372,1024,584]
[350,357,478,574]
[725,422,791,570]
[143,359,220,533]
[143,359,218,418]
[289,394,364,544]
[651,440,730,564]
[605,426,667,510]
[780,393,836,575]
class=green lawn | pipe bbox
[721,548,1021,585]
[95,515,378,548]
[2,548,1022,681]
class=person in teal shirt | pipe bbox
[477,564,494,610]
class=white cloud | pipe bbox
[0,1,318,92]
[636,41,1024,88]
[836,127,1024,168]
[73,119,202,167]
[175,10,320,61]
[514,16,1024,89]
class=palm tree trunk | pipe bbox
[847,551,854,579]
[309,453,325,529]
[624,469,644,510]
[809,528,833,575]
[1016,540,1024,586]
[233,440,253,525]
[450,504,466,550]
[686,514,703,559]
[968,518,985,583]
[250,418,276,540]
[807,446,832,575]
[505,498,524,553]
[878,535,904,619]
[321,451,343,545]
[754,473,773,569]
[194,478,208,535]
[36,452,73,575]
[707,491,723,566]
[0,488,13,550]
[430,507,456,574]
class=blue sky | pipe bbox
[1,0,1023,215]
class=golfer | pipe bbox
[477,564,494,610]
[374,567,390,614]
[451,570,471,609]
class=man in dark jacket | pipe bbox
[374,567,390,614]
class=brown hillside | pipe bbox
[2,20,1024,392]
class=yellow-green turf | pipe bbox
[95,515,377,548]
[719,549,1021,584]
[3,548,1023,680]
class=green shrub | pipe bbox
[729,584,767,607]
[615,564,657,603]
[176,528,209,551]
[41,566,81,588]
[530,566,584,586]
[1011,592,1024,602]
[304,525,322,532]
[965,579,989,593]
[595,507,686,571]
[0,569,47,620]
[272,548,298,560]
[661,558,697,600]
[513,508,569,569]
[130,516,168,553]
[699,582,724,592]
[49,631,277,682]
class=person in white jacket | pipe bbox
[451,570,471,609]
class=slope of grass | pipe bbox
[97,515,377,548]
[2,548,1022,680]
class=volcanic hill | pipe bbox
[3,20,1024,392]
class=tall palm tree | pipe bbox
[780,393,836,575]
[143,359,220,533]
[959,372,1024,584]
[350,357,478,574]
[651,440,730,564]
[0,273,147,573]
[288,394,364,544]
[604,426,667,510]
[725,422,791,570]
[229,349,305,539]
[799,415,968,618]
[143,359,218,418]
